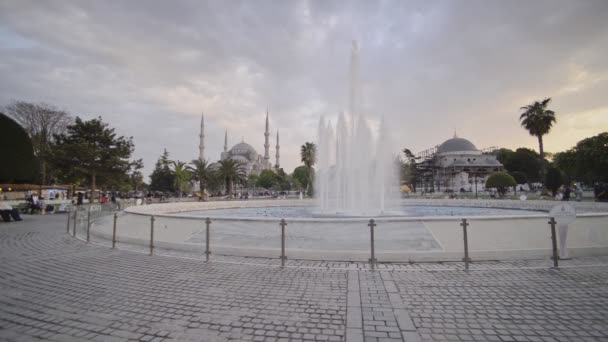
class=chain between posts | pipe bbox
[279,219,287,267]
[112,213,118,249]
[368,219,377,270]
[460,219,470,270]
[150,216,155,255]
[549,217,559,268]
[204,217,211,262]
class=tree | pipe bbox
[300,142,317,196]
[247,174,259,189]
[554,132,608,184]
[519,98,557,185]
[171,161,191,197]
[545,166,564,197]
[401,148,419,190]
[510,171,527,185]
[128,159,145,191]
[485,172,516,197]
[274,168,291,191]
[494,148,514,165]
[217,159,247,196]
[0,113,37,183]
[5,101,71,186]
[292,166,309,191]
[188,159,216,195]
[149,149,175,192]
[553,150,577,183]
[50,117,135,202]
[257,169,277,189]
[501,148,542,183]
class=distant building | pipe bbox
[199,111,279,176]
[416,134,504,192]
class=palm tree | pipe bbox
[519,98,557,184]
[300,142,317,196]
[188,159,216,196]
[171,160,191,197]
[217,159,247,196]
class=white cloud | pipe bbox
[0,0,607,179]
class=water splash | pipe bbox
[316,41,398,216]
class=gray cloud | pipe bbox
[1,0,607,179]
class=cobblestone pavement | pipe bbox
[1,215,608,342]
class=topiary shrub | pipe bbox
[485,172,517,197]
[0,113,37,183]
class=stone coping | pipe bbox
[124,198,608,222]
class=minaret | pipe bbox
[224,129,228,152]
[199,112,205,160]
[275,130,280,168]
[263,109,270,166]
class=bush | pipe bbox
[485,172,517,197]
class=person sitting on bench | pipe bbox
[0,202,22,222]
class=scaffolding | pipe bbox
[412,145,501,193]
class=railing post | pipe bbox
[549,217,559,268]
[279,219,287,267]
[72,209,77,237]
[66,208,71,233]
[460,219,470,270]
[368,219,377,270]
[86,207,92,242]
[204,217,211,262]
[112,213,118,249]
[150,215,155,255]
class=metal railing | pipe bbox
[67,206,588,270]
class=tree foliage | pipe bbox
[5,101,72,185]
[519,97,557,184]
[256,169,277,189]
[292,165,309,191]
[499,148,543,183]
[171,161,191,196]
[50,117,135,200]
[149,149,175,192]
[485,172,516,197]
[545,166,564,197]
[300,142,316,196]
[554,132,608,184]
[400,148,419,188]
[0,113,38,183]
[188,159,216,195]
[509,171,527,185]
[217,159,247,195]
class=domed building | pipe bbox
[198,110,278,176]
[220,139,272,175]
[417,134,503,192]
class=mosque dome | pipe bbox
[437,136,478,154]
[229,141,258,161]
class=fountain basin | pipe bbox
[87,199,608,262]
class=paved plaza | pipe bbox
[1,215,608,342]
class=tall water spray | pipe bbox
[316,41,397,215]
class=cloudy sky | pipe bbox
[1,0,607,179]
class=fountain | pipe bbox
[316,41,398,216]
[84,41,608,263]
